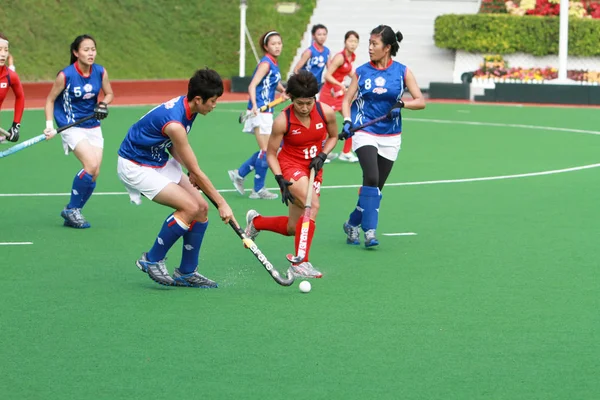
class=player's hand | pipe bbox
[251,106,259,116]
[187,171,202,190]
[7,122,20,142]
[281,92,290,101]
[217,203,235,224]
[275,174,294,206]
[338,119,353,140]
[387,100,405,118]
[94,102,109,120]
[308,152,327,173]
[44,128,57,140]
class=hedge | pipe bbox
[434,14,600,56]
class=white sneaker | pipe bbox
[245,209,260,240]
[288,262,323,278]
[338,152,359,163]
[249,188,279,200]
[228,169,245,195]
[327,152,339,161]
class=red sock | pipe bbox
[294,218,316,262]
[254,215,290,236]
[343,136,352,153]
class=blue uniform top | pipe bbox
[247,54,281,112]
[351,60,407,135]
[303,43,330,84]
[118,96,196,167]
[54,63,105,129]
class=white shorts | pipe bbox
[61,126,104,155]
[352,131,402,162]
[242,112,273,135]
[117,156,183,205]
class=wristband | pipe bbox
[46,120,54,130]
[344,117,351,123]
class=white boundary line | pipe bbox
[0,242,33,245]
[1,162,599,198]
[383,233,417,236]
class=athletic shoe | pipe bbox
[173,268,218,288]
[343,221,360,245]
[288,261,323,278]
[136,252,174,286]
[327,152,339,161]
[245,209,260,240]
[364,229,379,248]
[338,152,359,163]
[249,188,279,200]
[61,207,91,229]
[228,169,245,195]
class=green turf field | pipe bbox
[1,102,599,399]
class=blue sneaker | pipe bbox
[173,268,218,288]
[61,207,91,229]
[136,252,174,286]
[343,221,360,245]
[364,229,379,248]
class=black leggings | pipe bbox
[355,145,394,190]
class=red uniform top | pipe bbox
[321,50,356,96]
[0,66,25,123]
[278,102,329,186]
[279,102,328,166]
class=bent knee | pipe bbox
[194,201,209,220]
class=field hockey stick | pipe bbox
[238,97,286,124]
[0,127,10,138]
[0,115,95,159]
[286,168,316,264]
[338,101,404,140]
[202,193,295,287]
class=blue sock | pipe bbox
[179,220,208,273]
[253,151,268,192]
[147,214,189,262]
[239,151,259,177]
[359,186,381,231]
[80,180,96,209]
[348,198,363,226]
[68,169,94,209]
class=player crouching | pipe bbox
[117,69,238,287]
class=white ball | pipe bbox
[299,280,311,293]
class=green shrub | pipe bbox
[434,14,600,56]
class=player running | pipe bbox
[293,24,330,91]
[319,30,360,163]
[228,30,288,200]
[117,68,237,288]
[43,34,114,229]
[339,25,425,248]
[244,71,338,278]
[0,33,24,143]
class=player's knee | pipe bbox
[84,164,101,178]
[194,200,209,220]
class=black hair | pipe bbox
[70,34,96,64]
[370,25,403,57]
[0,32,8,42]
[286,70,319,99]
[259,30,281,53]
[187,68,224,102]
[344,30,359,42]
[311,24,327,35]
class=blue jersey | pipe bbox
[247,54,281,112]
[118,96,197,167]
[54,63,105,129]
[351,61,407,135]
[303,43,330,84]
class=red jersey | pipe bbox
[0,66,25,123]
[278,102,328,168]
[322,50,356,95]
